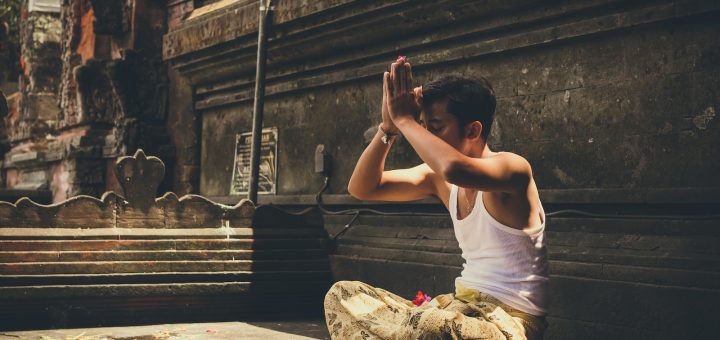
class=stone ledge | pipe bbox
[0,280,329,299]
[0,227,325,238]
[0,238,327,251]
[165,0,720,109]
[210,187,720,206]
[0,270,332,286]
[0,259,331,275]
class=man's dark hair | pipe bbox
[421,74,496,141]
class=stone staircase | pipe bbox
[0,150,331,330]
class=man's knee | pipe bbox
[325,280,355,306]
[329,280,366,293]
[327,280,353,294]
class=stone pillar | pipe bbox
[3,0,171,202]
[0,91,8,186]
[0,1,21,95]
[55,0,173,198]
[17,0,61,141]
[2,0,62,193]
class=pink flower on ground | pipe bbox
[412,290,432,306]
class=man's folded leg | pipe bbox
[324,281,520,339]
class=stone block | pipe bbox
[9,167,49,190]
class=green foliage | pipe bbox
[0,0,22,46]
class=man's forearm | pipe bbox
[347,126,394,197]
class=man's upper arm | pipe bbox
[355,163,437,202]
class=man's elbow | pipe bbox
[347,183,369,200]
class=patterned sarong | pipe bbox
[324,280,546,340]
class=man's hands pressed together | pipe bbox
[381,57,468,184]
[383,57,422,127]
[380,64,400,135]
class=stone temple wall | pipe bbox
[1,0,172,202]
[164,0,719,198]
[164,1,719,338]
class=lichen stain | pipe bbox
[658,122,673,134]
[692,106,715,130]
[552,166,577,186]
[630,155,647,186]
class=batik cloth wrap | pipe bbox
[324,280,547,340]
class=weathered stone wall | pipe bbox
[0,91,12,165]
[1,0,172,201]
[17,9,61,141]
[1,3,62,193]
[165,0,719,197]
[0,0,21,95]
[164,0,720,338]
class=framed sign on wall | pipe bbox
[230,127,278,195]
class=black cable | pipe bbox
[267,176,720,242]
[544,209,720,220]
[316,177,447,217]
[329,211,361,244]
[315,176,447,241]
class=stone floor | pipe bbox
[0,320,330,340]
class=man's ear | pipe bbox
[465,121,483,140]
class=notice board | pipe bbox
[230,127,278,195]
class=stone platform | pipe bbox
[1,320,329,339]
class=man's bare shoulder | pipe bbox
[494,151,533,176]
[452,151,533,193]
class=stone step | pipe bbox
[0,259,331,275]
[0,238,327,251]
[0,270,332,286]
[0,249,328,262]
[0,281,330,299]
[0,227,327,240]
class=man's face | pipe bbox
[419,99,467,153]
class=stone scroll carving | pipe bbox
[0,149,254,229]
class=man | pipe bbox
[324,58,549,339]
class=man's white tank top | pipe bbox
[449,184,549,316]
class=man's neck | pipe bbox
[468,142,495,159]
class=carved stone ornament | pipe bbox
[0,149,255,229]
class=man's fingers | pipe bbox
[405,63,413,92]
[384,71,393,97]
[394,63,403,94]
[390,62,399,96]
[383,71,388,94]
[398,64,407,93]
